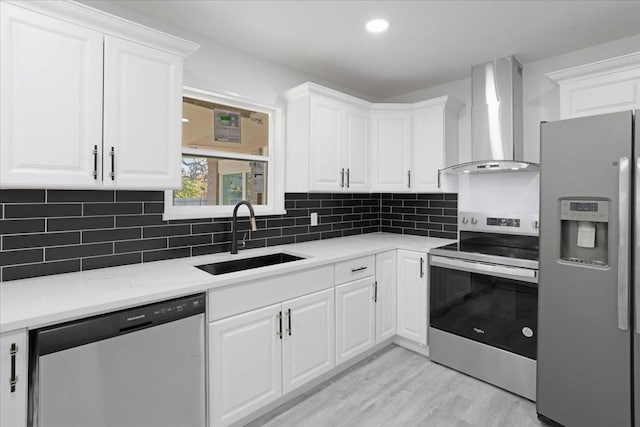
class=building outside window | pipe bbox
[164,87,284,219]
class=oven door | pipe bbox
[429,255,538,360]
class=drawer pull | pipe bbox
[10,343,18,393]
[351,266,368,273]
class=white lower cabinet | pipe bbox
[335,276,376,365]
[396,250,428,346]
[0,330,28,427]
[209,289,334,427]
[375,251,397,344]
[209,304,283,427]
[282,289,335,394]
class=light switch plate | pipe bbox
[310,212,318,226]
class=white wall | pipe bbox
[457,171,540,215]
[79,0,357,107]
[386,34,640,164]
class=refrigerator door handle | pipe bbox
[636,155,640,334]
[618,156,630,331]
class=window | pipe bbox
[163,87,285,219]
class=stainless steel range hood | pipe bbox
[442,56,539,174]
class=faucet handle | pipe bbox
[239,233,247,249]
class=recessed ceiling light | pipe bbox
[182,118,190,123]
[366,19,389,34]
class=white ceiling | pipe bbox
[84,1,640,100]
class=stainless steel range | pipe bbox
[428,211,539,400]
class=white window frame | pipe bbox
[163,86,285,220]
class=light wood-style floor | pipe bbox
[249,345,545,427]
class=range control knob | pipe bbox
[471,217,478,225]
[532,220,540,229]
[462,217,469,225]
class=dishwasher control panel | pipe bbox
[118,294,206,331]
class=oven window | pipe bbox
[430,266,538,359]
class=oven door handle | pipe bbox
[429,255,538,283]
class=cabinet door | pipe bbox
[344,106,369,192]
[209,304,282,427]
[370,111,412,192]
[282,289,334,394]
[0,330,28,427]
[375,251,397,344]
[397,250,428,346]
[0,3,103,188]
[335,277,376,365]
[412,106,444,192]
[309,95,343,191]
[103,36,182,189]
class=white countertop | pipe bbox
[0,233,454,332]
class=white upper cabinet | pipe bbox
[308,95,343,191]
[284,83,370,193]
[411,97,461,192]
[546,52,640,119]
[343,105,369,192]
[369,108,412,192]
[370,97,460,193]
[0,2,104,188]
[0,1,199,190]
[103,36,182,189]
[284,82,461,194]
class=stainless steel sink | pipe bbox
[196,253,305,275]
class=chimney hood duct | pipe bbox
[441,56,539,175]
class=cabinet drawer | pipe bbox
[334,255,375,285]
[208,265,333,322]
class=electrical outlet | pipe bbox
[310,212,318,226]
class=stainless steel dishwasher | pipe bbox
[28,293,206,427]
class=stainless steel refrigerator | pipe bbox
[537,110,638,426]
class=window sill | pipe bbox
[162,208,287,221]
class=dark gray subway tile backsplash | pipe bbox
[0,190,457,282]
[381,193,458,239]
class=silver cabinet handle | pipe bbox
[351,266,368,273]
[9,343,18,393]
[92,145,98,180]
[420,257,424,278]
[277,311,283,339]
[109,146,115,180]
[430,255,538,283]
[636,155,640,334]
[340,168,345,188]
[407,170,411,188]
[286,308,292,336]
[618,156,630,331]
[374,281,378,303]
[437,169,441,189]
[346,168,350,188]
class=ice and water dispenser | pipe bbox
[559,199,609,267]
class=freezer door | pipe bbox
[537,111,633,427]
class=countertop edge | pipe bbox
[0,234,454,332]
